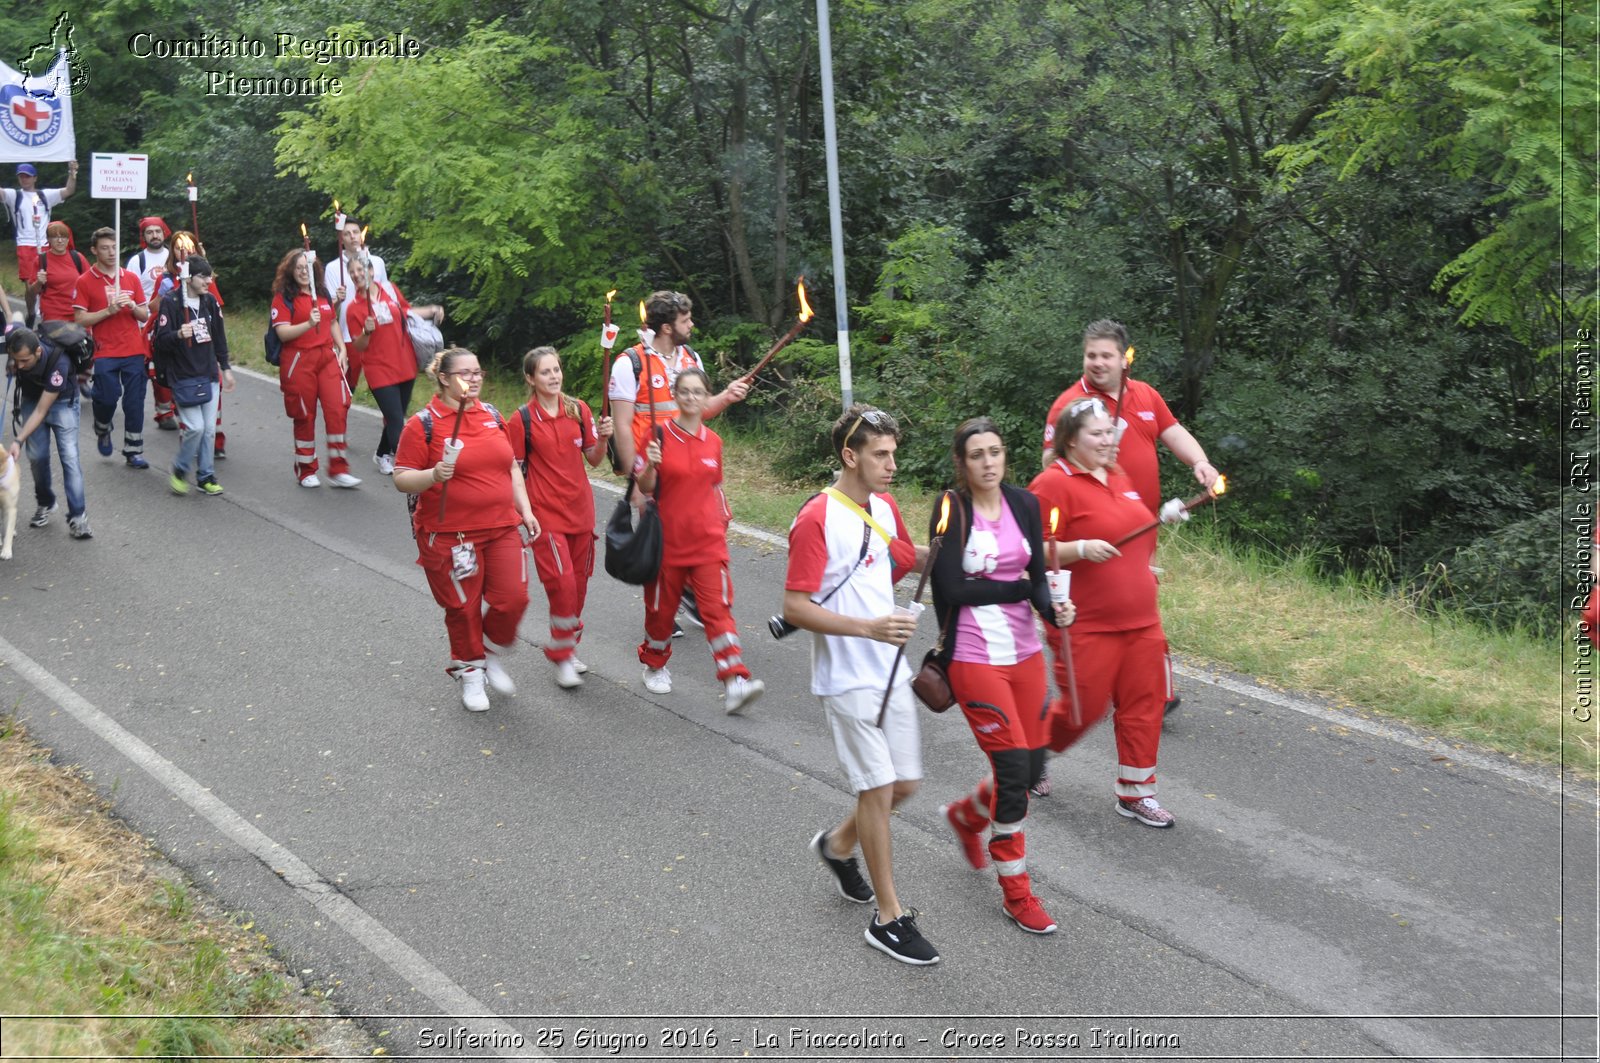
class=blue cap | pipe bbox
[16,163,36,177]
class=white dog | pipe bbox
[0,448,19,561]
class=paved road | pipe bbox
[2,369,1595,1062]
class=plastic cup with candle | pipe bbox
[441,438,464,467]
[1046,569,1072,606]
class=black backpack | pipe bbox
[263,325,283,366]
[36,319,94,376]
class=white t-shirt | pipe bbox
[325,252,388,341]
[785,489,918,697]
[126,246,170,301]
[9,188,63,246]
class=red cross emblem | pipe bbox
[11,97,50,132]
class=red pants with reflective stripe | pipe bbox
[279,347,350,477]
[638,561,750,681]
[530,529,596,662]
[416,525,530,666]
[1046,623,1166,798]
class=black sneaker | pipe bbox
[671,621,685,639]
[865,908,940,965]
[29,503,57,528]
[1163,695,1181,716]
[810,829,873,903]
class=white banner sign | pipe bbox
[91,153,148,200]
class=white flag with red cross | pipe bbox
[0,51,76,163]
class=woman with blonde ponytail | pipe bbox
[508,347,613,689]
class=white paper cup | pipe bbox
[441,438,464,466]
[1046,570,1072,604]
[894,602,925,624]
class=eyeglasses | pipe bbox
[446,369,485,379]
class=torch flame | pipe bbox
[1212,474,1228,497]
[333,198,340,213]
[186,172,193,184]
[175,233,195,254]
[360,225,369,244]
[936,493,952,535]
[1049,507,1060,537]
[639,299,647,324]
[797,277,813,322]
[1124,345,1136,369]
[605,289,618,303]
[300,222,308,239]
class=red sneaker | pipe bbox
[939,803,988,870]
[1003,894,1059,935]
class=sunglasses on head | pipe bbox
[844,408,891,443]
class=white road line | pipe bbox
[0,634,545,1061]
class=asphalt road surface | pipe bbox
[2,368,1595,1062]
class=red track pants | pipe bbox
[530,529,596,663]
[638,561,751,682]
[417,525,530,669]
[280,347,350,477]
[1046,623,1167,801]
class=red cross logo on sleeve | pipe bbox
[11,97,50,132]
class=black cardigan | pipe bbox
[927,482,1061,664]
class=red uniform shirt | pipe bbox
[395,398,522,535]
[652,419,730,567]
[38,249,85,322]
[72,266,147,358]
[270,291,338,357]
[1028,458,1159,632]
[345,282,415,390]
[507,398,598,535]
[1043,377,1177,518]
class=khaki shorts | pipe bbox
[821,684,922,794]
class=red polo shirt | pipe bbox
[395,398,522,535]
[507,398,598,535]
[72,266,147,358]
[270,291,338,356]
[1043,376,1177,518]
[1028,458,1159,633]
[39,248,85,322]
[345,282,415,390]
[652,419,730,567]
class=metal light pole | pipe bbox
[816,0,853,409]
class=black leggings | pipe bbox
[371,378,416,458]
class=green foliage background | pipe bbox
[5,0,1590,634]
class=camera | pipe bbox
[768,615,799,640]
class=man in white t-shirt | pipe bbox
[126,217,176,427]
[9,161,78,323]
[323,218,386,391]
[783,404,939,966]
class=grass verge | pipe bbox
[0,717,366,1059]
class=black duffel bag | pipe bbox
[604,475,662,586]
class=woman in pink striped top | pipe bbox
[930,416,1073,936]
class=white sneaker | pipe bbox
[374,453,395,476]
[642,667,672,694]
[459,667,490,712]
[328,472,363,488]
[484,653,515,696]
[299,473,322,488]
[555,659,583,689]
[570,657,589,674]
[724,675,765,716]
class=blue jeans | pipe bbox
[173,389,220,481]
[91,355,148,456]
[20,394,86,519]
